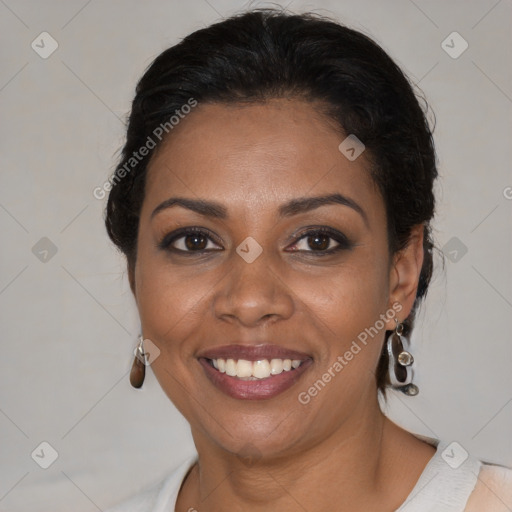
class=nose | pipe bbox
[212,249,294,327]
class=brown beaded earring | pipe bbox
[130,335,146,389]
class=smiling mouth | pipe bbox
[198,355,313,400]
[205,357,305,380]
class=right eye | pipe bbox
[158,227,223,253]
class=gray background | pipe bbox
[0,0,511,510]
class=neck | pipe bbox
[179,390,432,512]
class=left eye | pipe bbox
[287,229,350,253]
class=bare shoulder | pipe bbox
[465,463,512,512]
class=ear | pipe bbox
[385,224,424,329]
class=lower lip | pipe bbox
[198,358,313,400]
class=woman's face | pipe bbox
[132,98,418,460]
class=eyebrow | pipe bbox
[151,193,369,227]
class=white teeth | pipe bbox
[236,359,253,378]
[253,360,271,379]
[270,358,283,375]
[225,358,237,377]
[209,358,304,379]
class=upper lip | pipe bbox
[198,344,312,362]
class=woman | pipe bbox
[103,8,512,511]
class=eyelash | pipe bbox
[157,226,353,256]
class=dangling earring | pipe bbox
[130,335,146,389]
[386,319,419,396]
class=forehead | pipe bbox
[143,98,381,219]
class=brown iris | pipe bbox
[307,234,330,251]
[185,233,208,251]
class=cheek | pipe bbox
[133,247,213,418]
[290,256,390,396]
[295,255,390,334]
[135,259,209,349]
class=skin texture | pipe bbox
[129,98,436,511]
